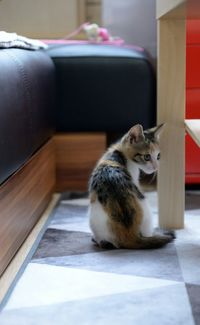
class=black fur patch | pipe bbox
[132,184,145,200]
[133,153,144,164]
[89,165,132,201]
[89,163,144,228]
[106,150,127,166]
[144,131,156,143]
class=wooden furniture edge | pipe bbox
[157,1,186,229]
[0,139,55,276]
[157,0,200,20]
[157,0,186,20]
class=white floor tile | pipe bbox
[4,263,180,311]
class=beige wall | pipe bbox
[85,0,102,25]
[102,0,156,61]
[0,0,78,38]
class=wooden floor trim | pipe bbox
[0,193,60,307]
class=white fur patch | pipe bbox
[88,200,116,245]
[139,198,154,237]
[126,160,140,184]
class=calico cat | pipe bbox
[88,124,175,249]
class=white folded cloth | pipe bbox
[0,31,48,50]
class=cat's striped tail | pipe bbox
[133,232,175,249]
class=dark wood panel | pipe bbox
[54,133,106,191]
[0,140,55,276]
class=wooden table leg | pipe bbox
[157,18,186,229]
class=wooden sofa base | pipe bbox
[54,133,106,191]
[0,140,55,276]
[0,133,105,277]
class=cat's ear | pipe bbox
[128,124,145,144]
[154,123,165,139]
[146,123,165,140]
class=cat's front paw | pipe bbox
[91,238,117,249]
[99,240,116,249]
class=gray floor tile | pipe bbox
[176,240,200,285]
[186,284,200,325]
[32,229,108,259]
[49,204,88,226]
[33,243,183,282]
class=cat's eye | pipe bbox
[157,153,161,160]
[144,154,151,161]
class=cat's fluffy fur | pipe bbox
[88,124,175,249]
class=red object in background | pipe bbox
[186,20,200,184]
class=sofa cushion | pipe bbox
[0,49,55,185]
[47,44,156,133]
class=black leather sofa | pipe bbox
[0,44,155,276]
[0,44,155,187]
[0,48,55,185]
[47,44,156,133]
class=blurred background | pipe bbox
[0,0,156,62]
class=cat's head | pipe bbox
[122,124,165,174]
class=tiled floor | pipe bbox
[0,191,200,325]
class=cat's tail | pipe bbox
[119,231,176,249]
[132,233,175,249]
[93,233,175,250]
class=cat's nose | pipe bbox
[152,161,158,170]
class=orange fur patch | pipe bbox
[104,194,143,248]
